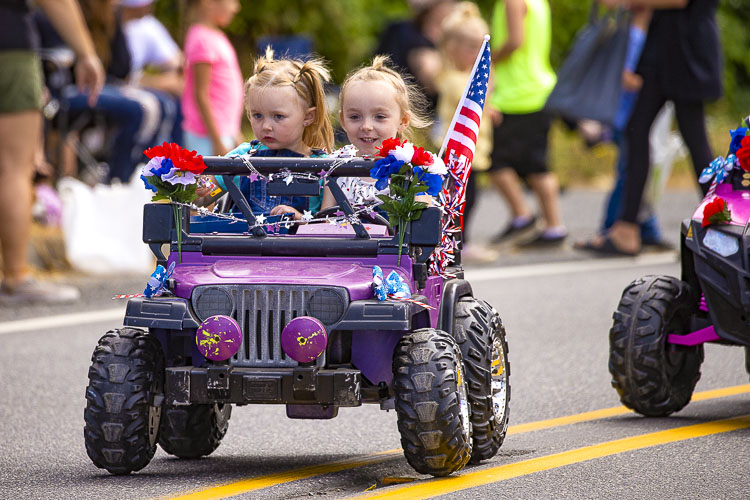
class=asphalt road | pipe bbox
[3,187,750,499]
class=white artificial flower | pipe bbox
[142,156,166,177]
[426,154,448,175]
[161,168,197,185]
[391,143,415,163]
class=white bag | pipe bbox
[644,102,686,207]
[58,176,155,275]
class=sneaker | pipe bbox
[519,228,568,248]
[491,216,537,246]
[0,278,81,305]
[461,243,500,264]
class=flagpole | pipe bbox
[437,34,490,161]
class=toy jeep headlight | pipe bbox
[193,286,234,321]
[306,288,346,325]
[703,228,739,257]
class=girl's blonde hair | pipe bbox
[339,55,431,142]
[245,47,335,152]
[439,2,489,68]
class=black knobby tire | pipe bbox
[159,403,232,458]
[609,275,703,416]
[84,328,164,474]
[453,297,510,463]
[392,328,472,476]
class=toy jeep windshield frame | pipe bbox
[142,157,444,288]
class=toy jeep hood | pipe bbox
[170,253,413,302]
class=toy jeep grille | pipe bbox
[191,285,349,367]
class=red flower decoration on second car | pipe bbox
[737,136,750,172]
[376,137,405,157]
[144,142,207,175]
[702,196,732,227]
[411,147,434,167]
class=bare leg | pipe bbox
[0,110,40,286]
[527,172,563,229]
[490,168,532,219]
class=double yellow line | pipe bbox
[164,384,750,500]
[356,414,750,499]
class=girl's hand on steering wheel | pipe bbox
[270,205,302,220]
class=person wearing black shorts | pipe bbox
[488,0,567,247]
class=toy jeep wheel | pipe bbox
[392,328,472,476]
[609,276,703,416]
[84,328,164,474]
[159,403,231,458]
[454,298,510,463]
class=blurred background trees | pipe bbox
[154,0,749,112]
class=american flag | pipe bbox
[432,35,491,276]
[439,35,491,191]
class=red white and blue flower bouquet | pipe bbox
[141,142,207,261]
[370,138,447,265]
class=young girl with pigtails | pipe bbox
[203,47,334,219]
[321,55,433,210]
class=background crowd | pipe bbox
[0,0,744,304]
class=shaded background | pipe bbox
[152,0,750,111]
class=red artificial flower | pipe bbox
[144,142,206,175]
[702,196,732,227]
[737,136,750,172]
[411,147,434,166]
[376,137,404,157]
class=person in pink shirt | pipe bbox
[182,0,243,155]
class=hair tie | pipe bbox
[293,67,305,84]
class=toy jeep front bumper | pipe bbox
[166,365,361,407]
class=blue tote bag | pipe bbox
[545,4,631,126]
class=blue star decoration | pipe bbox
[144,261,176,298]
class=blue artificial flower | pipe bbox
[141,174,158,192]
[370,155,404,191]
[414,167,443,196]
[141,156,172,182]
[729,127,748,154]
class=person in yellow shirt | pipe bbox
[488,0,567,247]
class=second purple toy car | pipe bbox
[609,119,750,416]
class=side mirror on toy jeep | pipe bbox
[410,206,441,248]
[142,203,173,244]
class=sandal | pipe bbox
[575,236,638,257]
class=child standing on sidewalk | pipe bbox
[182,0,243,155]
[436,2,499,263]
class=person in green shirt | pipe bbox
[488,0,567,247]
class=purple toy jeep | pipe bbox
[609,122,750,416]
[83,157,510,476]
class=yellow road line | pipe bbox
[509,383,750,435]
[162,383,750,499]
[164,450,399,500]
[355,414,750,500]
